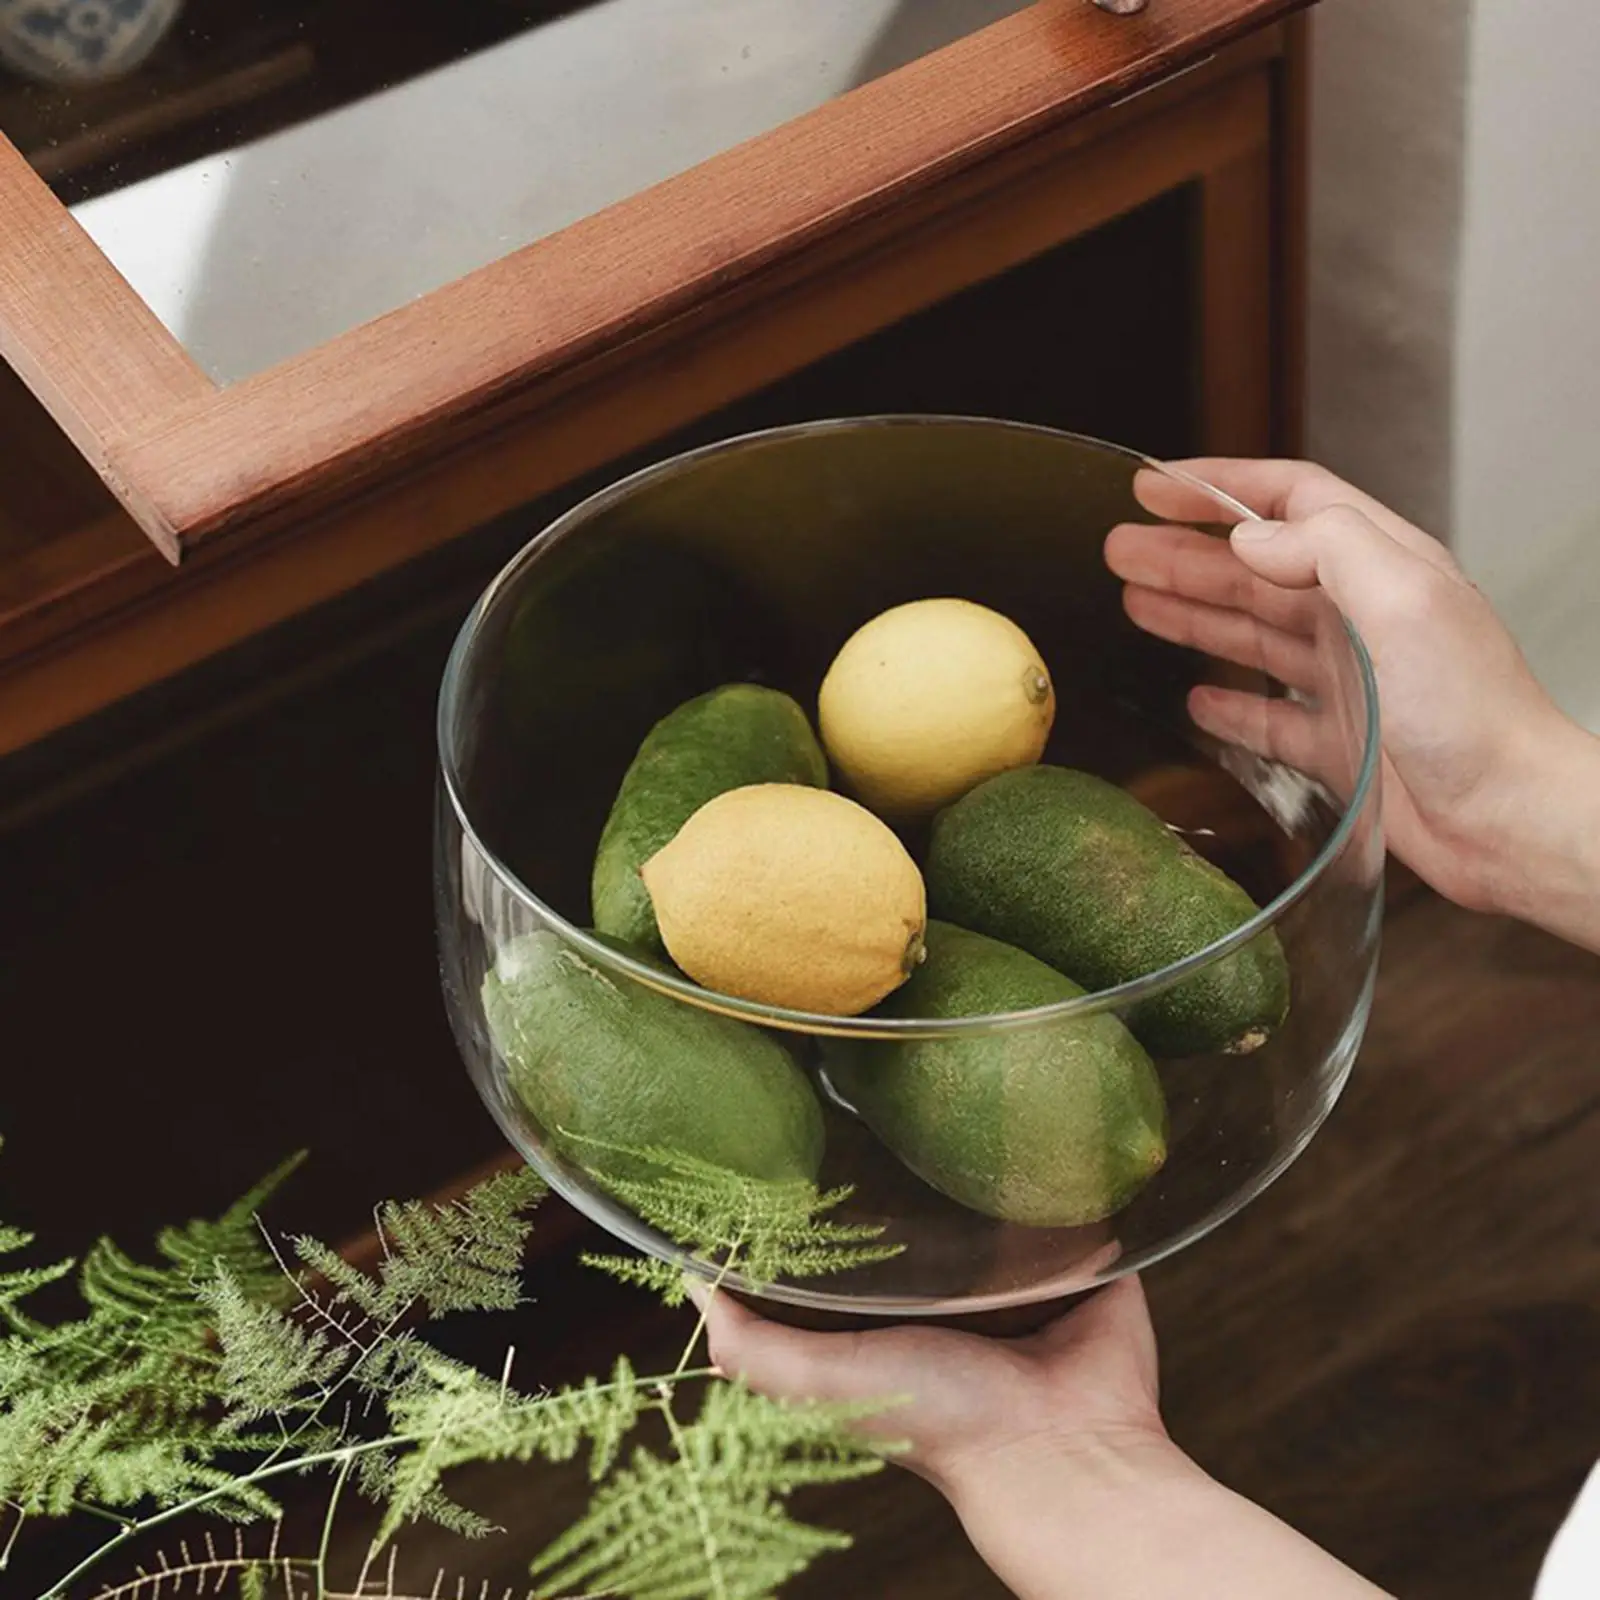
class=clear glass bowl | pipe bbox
[436,418,1383,1322]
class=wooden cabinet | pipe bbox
[0,0,1309,761]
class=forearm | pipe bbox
[946,1437,1390,1600]
[1483,715,1600,954]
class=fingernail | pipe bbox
[682,1273,712,1311]
[1232,518,1281,542]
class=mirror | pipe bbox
[0,0,1030,383]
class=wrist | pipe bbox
[938,1423,1196,1595]
[1479,713,1600,950]
[939,1417,1185,1511]
[944,1431,1389,1600]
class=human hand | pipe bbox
[697,1278,1387,1600]
[697,1277,1165,1494]
[1105,459,1600,949]
[698,1277,1176,1600]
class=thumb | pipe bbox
[1030,1276,1154,1360]
[1231,503,1440,630]
[1027,1277,1161,1410]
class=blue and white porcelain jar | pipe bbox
[0,0,183,86]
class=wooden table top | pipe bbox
[319,885,1600,1598]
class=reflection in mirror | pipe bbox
[0,0,185,87]
[0,0,1029,384]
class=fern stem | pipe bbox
[250,1223,414,1474]
[71,1498,137,1530]
[314,1450,357,1594]
[657,1386,728,1600]
[673,1235,744,1380]
[658,1230,745,1600]
[40,1524,135,1598]
[250,1205,523,1483]
[1,1504,25,1568]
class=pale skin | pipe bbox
[695,459,1600,1600]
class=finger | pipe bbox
[1140,458,1352,523]
[700,1291,955,1416]
[1230,505,1471,635]
[1139,461,1461,573]
[1105,522,1320,636]
[1122,586,1321,691]
[1187,685,1325,775]
[1132,464,1263,526]
[1144,459,1435,551]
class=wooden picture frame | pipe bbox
[0,0,1310,756]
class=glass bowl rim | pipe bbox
[436,413,1381,1040]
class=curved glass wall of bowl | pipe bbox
[434,419,1386,1321]
[0,0,1028,384]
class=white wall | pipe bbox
[1306,0,1469,537]
[1452,0,1600,728]
[1306,0,1600,731]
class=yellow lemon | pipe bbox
[641,784,926,1016]
[819,599,1055,819]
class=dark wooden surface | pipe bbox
[303,884,1596,1600]
[1155,887,1600,1597]
[8,874,1594,1597]
[9,879,1563,1600]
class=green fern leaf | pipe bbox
[355,1443,498,1544]
[570,1141,900,1294]
[349,1327,425,1394]
[292,1167,545,1327]
[0,1155,306,1521]
[205,1265,351,1425]
[10,1154,304,1382]
[0,1390,110,1514]
[373,1351,644,1548]
[526,1356,643,1480]
[8,1141,887,1600]
[0,1255,75,1320]
[530,1380,887,1600]
[0,1338,39,1399]
[85,1443,281,1519]
[0,1143,77,1321]
[79,1236,222,1340]
[152,1152,307,1300]
[0,1379,282,1519]
[580,1252,689,1304]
